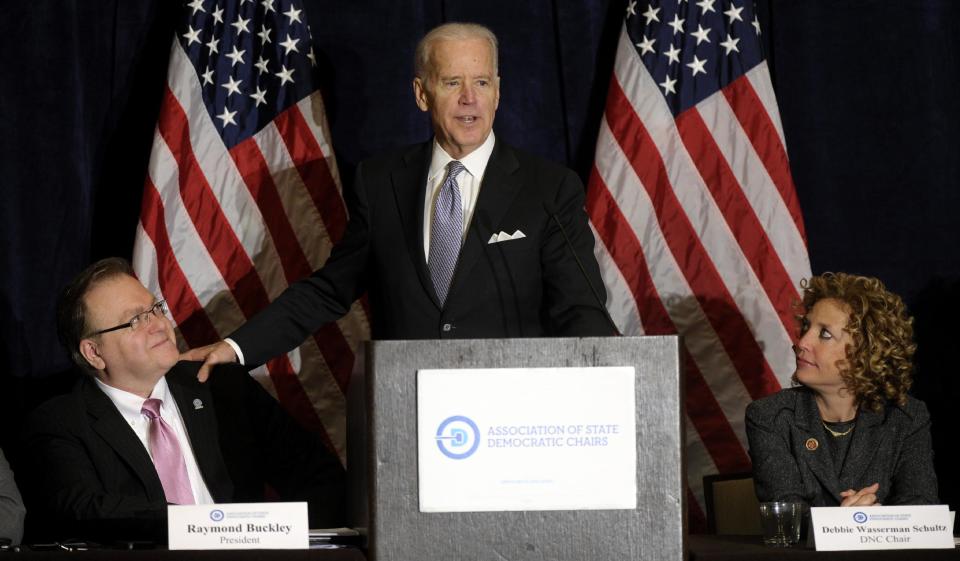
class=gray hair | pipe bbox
[414,22,499,79]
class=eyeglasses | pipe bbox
[86,300,168,337]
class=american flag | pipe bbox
[132,0,369,461]
[587,0,811,528]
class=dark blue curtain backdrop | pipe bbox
[2,1,958,513]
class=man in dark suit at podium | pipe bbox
[22,258,345,542]
[187,22,614,378]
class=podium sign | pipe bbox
[417,366,637,512]
[354,337,685,561]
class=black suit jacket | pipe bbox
[22,362,345,542]
[745,386,938,507]
[231,139,614,366]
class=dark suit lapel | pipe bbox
[166,367,231,502]
[82,378,166,502]
[793,390,843,501]
[392,142,440,307]
[448,141,522,300]
[839,407,884,488]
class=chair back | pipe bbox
[703,472,762,535]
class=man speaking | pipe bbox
[189,22,614,378]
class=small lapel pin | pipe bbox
[805,437,819,451]
[193,398,204,410]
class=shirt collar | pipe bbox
[427,131,496,183]
[95,375,171,420]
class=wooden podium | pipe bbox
[347,336,686,560]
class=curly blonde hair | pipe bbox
[796,272,916,413]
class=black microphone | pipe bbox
[542,201,620,336]
[475,212,525,337]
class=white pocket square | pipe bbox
[487,230,526,244]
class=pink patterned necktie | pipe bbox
[141,398,194,505]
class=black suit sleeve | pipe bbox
[211,366,346,528]
[230,160,374,367]
[887,400,939,505]
[745,399,807,504]
[540,169,615,336]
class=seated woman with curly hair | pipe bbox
[746,272,938,507]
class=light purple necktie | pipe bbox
[429,160,466,306]
[141,398,194,505]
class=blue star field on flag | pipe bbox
[624,0,765,115]
[177,0,320,148]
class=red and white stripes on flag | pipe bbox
[587,17,811,529]
[133,32,369,462]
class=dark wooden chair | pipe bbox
[702,472,762,535]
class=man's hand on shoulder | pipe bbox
[180,341,238,382]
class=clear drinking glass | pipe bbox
[759,501,803,547]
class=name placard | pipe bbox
[811,505,954,551]
[168,502,308,550]
[417,366,637,512]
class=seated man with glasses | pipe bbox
[21,258,345,543]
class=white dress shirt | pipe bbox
[422,132,496,259]
[95,377,215,504]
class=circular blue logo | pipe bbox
[853,511,868,524]
[435,415,480,460]
[210,509,225,522]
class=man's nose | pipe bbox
[145,312,168,332]
[145,315,161,332]
[459,84,476,104]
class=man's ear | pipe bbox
[79,339,106,371]
[413,77,430,112]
